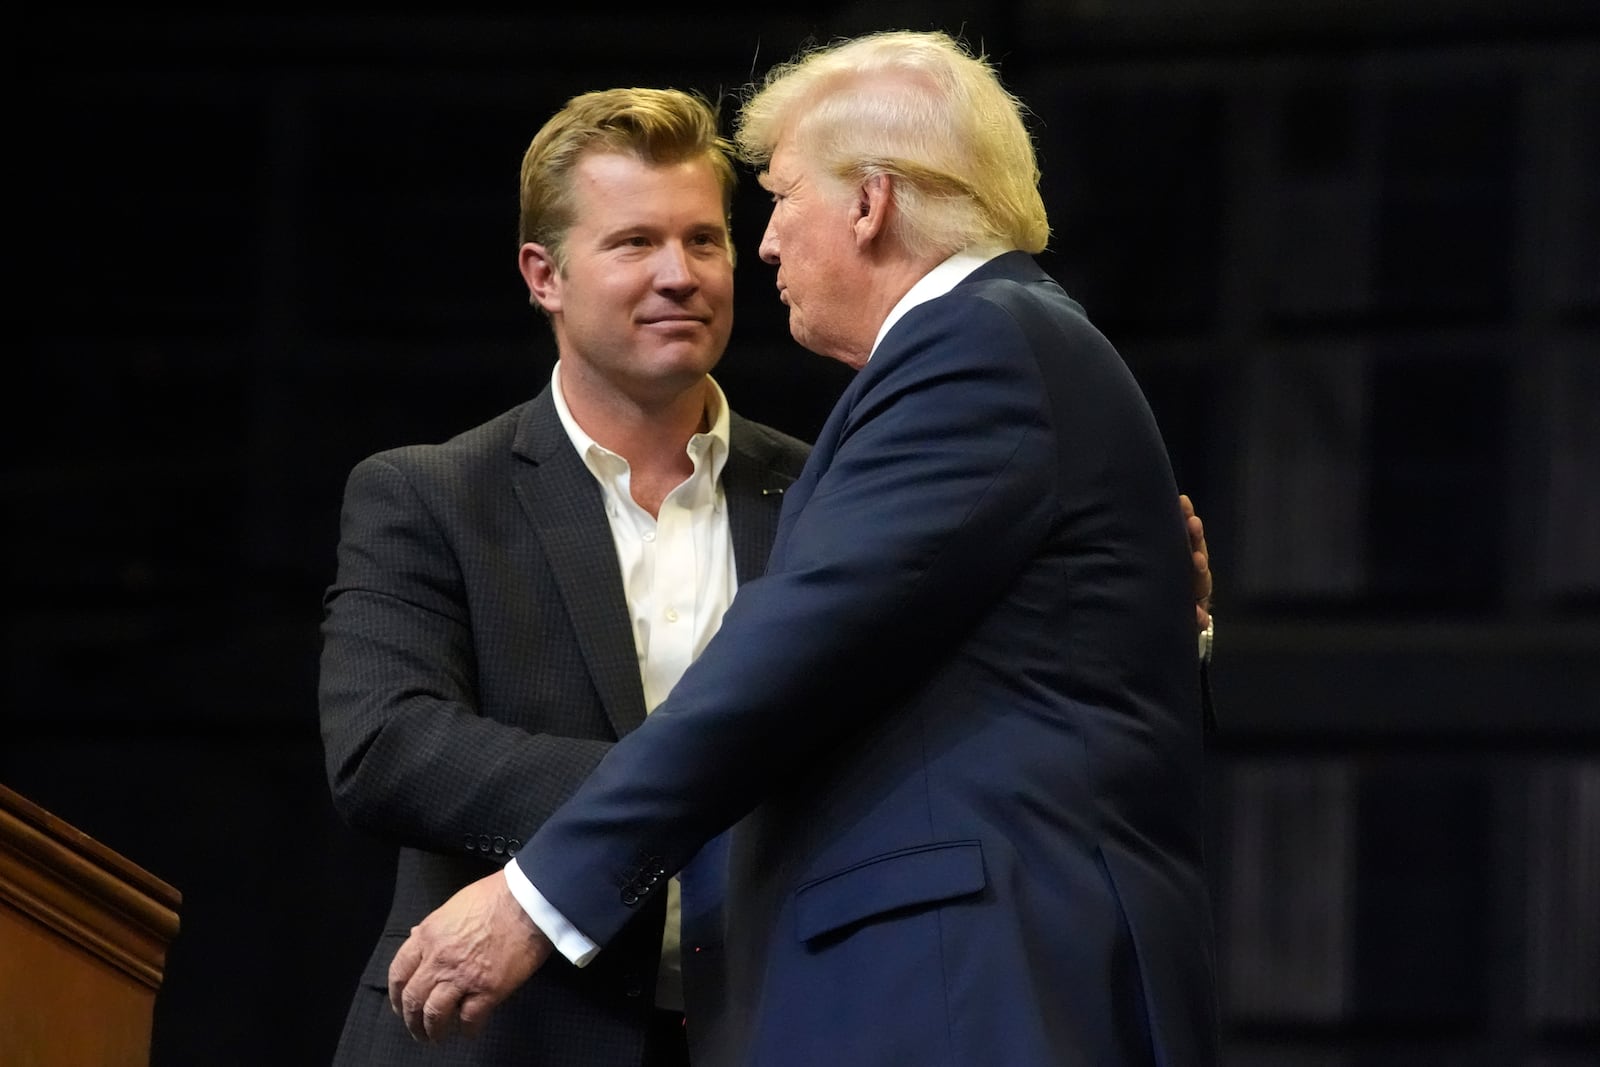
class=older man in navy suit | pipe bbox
[387,30,1219,1067]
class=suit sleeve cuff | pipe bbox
[504,858,600,967]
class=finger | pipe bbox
[388,934,422,1019]
[400,976,432,1043]
[400,971,453,1044]
[421,981,466,1043]
[1179,493,1195,519]
[396,951,451,1044]
[459,991,498,1039]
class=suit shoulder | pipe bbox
[356,403,524,470]
[935,275,1119,365]
[954,272,1092,325]
[729,412,812,473]
[353,403,528,480]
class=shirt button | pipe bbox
[665,608,679,623]
[642,530,656,542]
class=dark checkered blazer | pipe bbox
[319,385,810,1066]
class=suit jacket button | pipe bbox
[507,838,522,855]
[478,835,492,853]
[492,836,506,855]
[621,887,640,906]
[462,833,477,853]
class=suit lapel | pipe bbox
[724,414,800,584]
[509,390,648,739]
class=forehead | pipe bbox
[760,140,802,188]
[570,151,725,217]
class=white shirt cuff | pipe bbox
[503,858,600,967]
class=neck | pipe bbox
[559,364,712,514]
[836,252,947,368]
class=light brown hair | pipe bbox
[519,87,738,269]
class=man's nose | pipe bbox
[655,243,696,289]
[758,217,779,265]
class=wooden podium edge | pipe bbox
[0,782,181,989]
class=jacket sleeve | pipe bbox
[318,452,614,859]
[515,295,1062,944]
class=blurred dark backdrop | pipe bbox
[12,4,1599,1064]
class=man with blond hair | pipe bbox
[319,87,811,1067]
[384,31,1220,1066]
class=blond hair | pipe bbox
[518,87,738,269]
[735,30,1050,258]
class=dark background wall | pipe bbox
[12,4,1599,1064]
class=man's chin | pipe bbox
[649,344,726,380]
[788,318,827,357]
[786,323,864,368]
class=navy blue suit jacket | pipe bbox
[520,253,1218,1067]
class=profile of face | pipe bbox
[758,141,873,368]
[521,151,735,406]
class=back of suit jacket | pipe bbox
[518,253,1217,1067]
[319,386,808,1066]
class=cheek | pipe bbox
[704,265,734,303]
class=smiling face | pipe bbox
[757,141,876,368]
[522,150,734,408]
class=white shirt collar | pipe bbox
[548,361,731,482]
[868,245,1013,360]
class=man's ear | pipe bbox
[851,173,892,248]
[519,243,562,313]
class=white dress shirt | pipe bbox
[505,361,737,1012]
